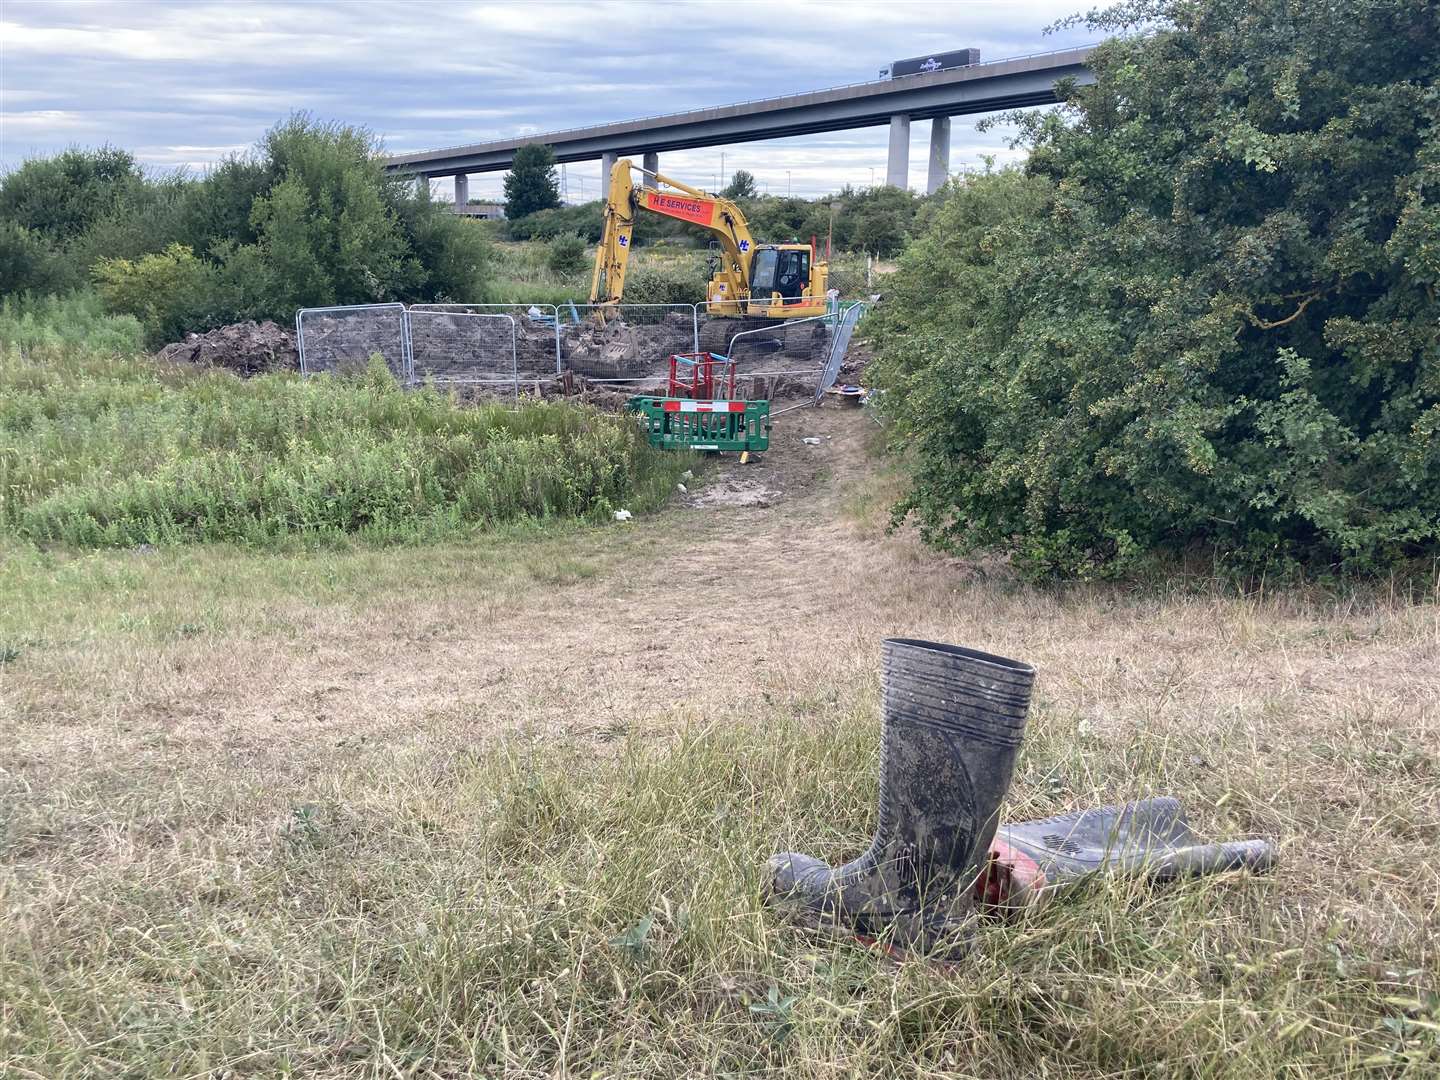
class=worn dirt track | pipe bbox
[8,398,1433,815]
[219,405,904,756]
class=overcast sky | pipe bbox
[1,0,1095,200]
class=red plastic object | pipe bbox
[973,837,1048,915]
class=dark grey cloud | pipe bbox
[1,0,1094,198]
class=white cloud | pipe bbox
[0,0,1091,188]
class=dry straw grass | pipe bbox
[2,406,1437,1077]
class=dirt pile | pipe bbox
[156,321,299,375]
[562,311,695,378]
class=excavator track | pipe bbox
[700,316,832,366]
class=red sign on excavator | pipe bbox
[644,191,713,226]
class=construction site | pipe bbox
[165,156,876,427]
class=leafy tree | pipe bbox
[722,169,758,200]
[67,175,190,272]
[869,0,1440,578]
[177,155,271,253]
[0,147,144,241]
[389,180,490,304]
[249,176,333,311]
[37,113,494,342]
[0,147,158,290]
[0,221,65,295]
[740,196,812,244]
[850,200,911,257]
[504,144,562,219]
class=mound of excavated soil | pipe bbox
[561,311,697,378]
[156,321,299,376]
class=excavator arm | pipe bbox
[588,160,637,310]
[590,158,758,313]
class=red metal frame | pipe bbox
[668,352,737,400]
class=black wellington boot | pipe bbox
[766,638,1035,949]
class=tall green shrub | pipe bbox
[545,233,588,276]
[869,0,1440,577]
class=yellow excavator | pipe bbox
[589,157,829,321]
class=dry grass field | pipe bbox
[2,405,1437,1077]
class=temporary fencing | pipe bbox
[723,313,835,401]
[816,302,867,401]
[410,303,561,375]
[295,303,411,380]
[559,304,700,388]
[405,309,518,400]
[295,299,865,408]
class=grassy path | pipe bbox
[2,404,1437,1076]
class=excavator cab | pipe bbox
[749,247,810,300]
[747,245,824,316]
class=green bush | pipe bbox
[503,202,605,243]
[738,185,921,258]
[869,0,1440,578]
[0,339,682,548]
[92,244,229,347]
[545,233,588,276]
[621,260,710,306]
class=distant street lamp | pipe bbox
[786,170,791,197]
[869,166,875,186]
[827,200,841,258]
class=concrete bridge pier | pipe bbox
[601,150,617,201]
[927,117,951,194]
[886,114,911,188]
[414,173,429,197]
[453,173,469,207]
[642,151,659,189]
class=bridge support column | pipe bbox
[886,114,911,188]
[414,173,429,197]
[642,151,658,188]
[453,173,469,208]
[601,151,617,201]
[927,117,951,194]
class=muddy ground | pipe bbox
[161,309,848,401]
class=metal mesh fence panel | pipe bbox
[410,303,560,377]
[826,265,871,299]
[716,313,836,400]
[296,304,410,380]
[407,310,517,398]
[815,302,867,401]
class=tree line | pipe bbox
[1,116,489,346]
[496,143,927,258]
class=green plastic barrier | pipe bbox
[624,396,770,453]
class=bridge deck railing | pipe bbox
[385,44,1101,163]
